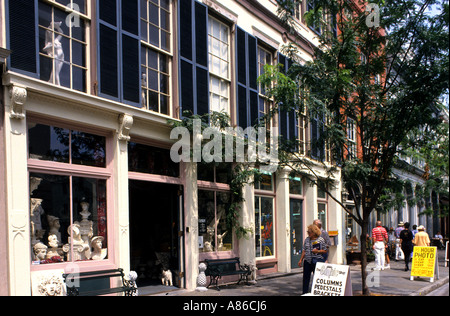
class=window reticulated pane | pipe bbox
[141,0,171,52]
[141,47,170,114]
[38,1,87,91]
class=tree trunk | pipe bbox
[360,217,371,295]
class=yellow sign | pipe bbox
[411,246,437,279]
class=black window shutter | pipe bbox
[122,0,139,36]
[179,0,209,117]
[99,0,117,26]
[122,34,140,103]
[98,0,140,105]
[280,108,288,139]
[8,0,37,74]
[248,36,257,90]
[196,67,209,116]
[179,0,193,61]
[289,110,297,142]
[236,27,258,129]
[311,115,325,160]
[249,91,258,126]
[99,24,119,98]
[180,60,194,115]
[195,1,207,67]
[236,28,247,86]
[278,53,297,143]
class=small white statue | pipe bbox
[203,241,213,252]
[217,231,227,251]
[161,269,173,286]
[30,198,45,245]
[43,22,65,85]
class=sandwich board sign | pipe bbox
[310,263,352,296]
[410,246,439,282]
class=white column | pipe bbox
[275,168,290,273]
[183,162,198,290]
[4,85,31,295]
[239,179,256,267]
[114,118,132,274]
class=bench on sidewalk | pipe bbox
[63,268,137,296]
[204,257,252,291]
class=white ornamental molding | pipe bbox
[118,113,133,142]
[9,85,27,120]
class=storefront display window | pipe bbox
[30,173,107,264]
[128,142,179,177]
[198,190,232,253]
[28,123,106,168]
[28,121,110,266]
[255,196,274,258]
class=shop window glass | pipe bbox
[255,196,274,258]
[28,123,106,168]
[255,174,273,191]
[198,190,232,253]
[318,202,327,230]
[128,142,179,177]
[30,173,107,264]
[28,123,70,163]
[71,131,106,167]
[198,163,232,184]
[317,181,327,199]
[289,177,302,195]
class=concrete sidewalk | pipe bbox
[150,249,448,296]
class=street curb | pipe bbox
[408,276,449,296]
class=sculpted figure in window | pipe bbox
[43,22,65,86]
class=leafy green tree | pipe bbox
[262,0,449,295]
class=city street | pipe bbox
[153,250,449,297]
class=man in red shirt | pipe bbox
[372,221,388,270]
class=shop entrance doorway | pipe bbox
[290,199,303,269]
[129,180,184,293]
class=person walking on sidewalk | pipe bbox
[399,222,414,271]
[313,219,331,262]
[372,221,388,271]
[298,224,328,294]
[413,225,430,247]
[395,222,405,261]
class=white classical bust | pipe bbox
[90,236,107,260]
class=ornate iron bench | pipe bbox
[204,257,252,291]
[63,268,137,296]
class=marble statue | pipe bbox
[30,198,45,245]
[43,22,65,85]
[161,269,173,286]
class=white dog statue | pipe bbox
[161,269,173,286]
